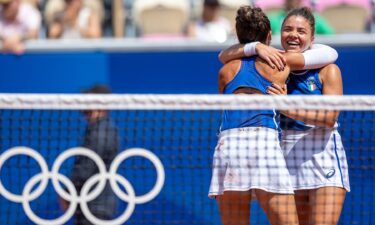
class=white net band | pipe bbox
[1,94,375,110]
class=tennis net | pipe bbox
[0,94,374,225]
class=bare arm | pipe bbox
[268,44,339,72]
[81,12,102,38]
[218,67,227,94]
[1,28,39,54]
[218,43,246,64]
[2,36,25,54]
[281,108,339,128]
[218,60,241,93]
[274,44,338,72]
[219,42,286,70]
[269,64,342,127]
[219,43,337,73]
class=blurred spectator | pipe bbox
[133,0,189,39]
[313,0,371,12]
[368,0,375,32]
[268,0,334,35]
[46,0,101,39]
[187,0,231,43]
[60,84,120,224]
[74,84,119,224]
[0,0,41,54]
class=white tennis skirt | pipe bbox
[208,127,294,198]
[281,127,350,192]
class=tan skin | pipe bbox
[269,64,345,225]
[269,64,342,128]
[219,32,312,94]
[219,16,340,128]
[48,0,101,39]
[264,16,346,225]
[267,15,343,128]
[217,190,300,225]
[217,32,312,225]
[1,0,39,54]
[218,42,287,72]
[269,65,345,225]
[218,14,346,225]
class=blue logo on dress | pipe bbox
[326,169,336,179]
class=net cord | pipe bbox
[0,94,374,110]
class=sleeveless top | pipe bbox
[220,57,279,132]
[281,69,323,131]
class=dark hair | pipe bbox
[82,84,112,94]
[235,6,271,44]
[283,6,315,35]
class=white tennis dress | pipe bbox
[281,127,350,192]
[209,57,295,197]
[208,127,295,197]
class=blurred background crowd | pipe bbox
[1,0,375,53]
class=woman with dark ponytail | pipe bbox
[219,6,349,225]
[208,5,338,225]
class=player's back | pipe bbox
[219,56,284,131]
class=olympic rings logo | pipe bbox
[0,146,165,225]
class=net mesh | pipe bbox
[0,94,374,225]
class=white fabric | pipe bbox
[194,17,231,43]
[242,42,337,70]
[302,44,338,70]
[208,127,294,197]
[61,7,91,39]
[243,41,259,57]
[78,7,91,29]
[219,0,252,8]
[281,127,350,192]
[0,3,41,39]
